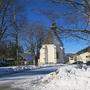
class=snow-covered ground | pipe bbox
[0,64,60,77]
[0,65,36,77]
[33,65,90,90]
[0,64,90,90]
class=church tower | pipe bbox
[38,23,64,65]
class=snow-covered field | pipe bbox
[0,64,90,90]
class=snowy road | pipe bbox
[0,66,58,80]
[0,65,90,90]
[0,65,58,90]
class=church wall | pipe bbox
[47,44,57,63]
[38,44,57,65]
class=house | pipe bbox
[20,52,33,65]
[69,46,90,64]
[68,54,77,64]
[38,23,64,65]
[76,46,90,63]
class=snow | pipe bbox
[0,64,90,90]
[0,65,36,76]
[0,64,59,76]
[33,65,90,90]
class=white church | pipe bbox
[38,23,64,65]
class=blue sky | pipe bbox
[22,0,89,53]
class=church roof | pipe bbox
[43,30,53,44]
[43,23,63,47]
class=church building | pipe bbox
[38,23,64,65]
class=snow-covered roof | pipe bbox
[76,46,90,55]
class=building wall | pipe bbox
[57,46,64,63]
[69,52,90,64]
[76,52,90,63]
[38,44,57,65]
[69,56,76,64]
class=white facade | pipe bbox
[38,44,57,65]
[69,56,76,64]
[76,52,90,63]
[69,50,90,64]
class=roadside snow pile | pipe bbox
[0,65,36,76]
[0,67,15,76]
[33,65,90,90]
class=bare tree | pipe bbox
[0,0,14,41]
[31,0,90,41]
[49,0,90,33]
[10,6,27,65]
[24,22,46,65]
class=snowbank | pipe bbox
[33,65,90,90]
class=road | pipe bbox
[0,66,57,80]
[0,65,59,90]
